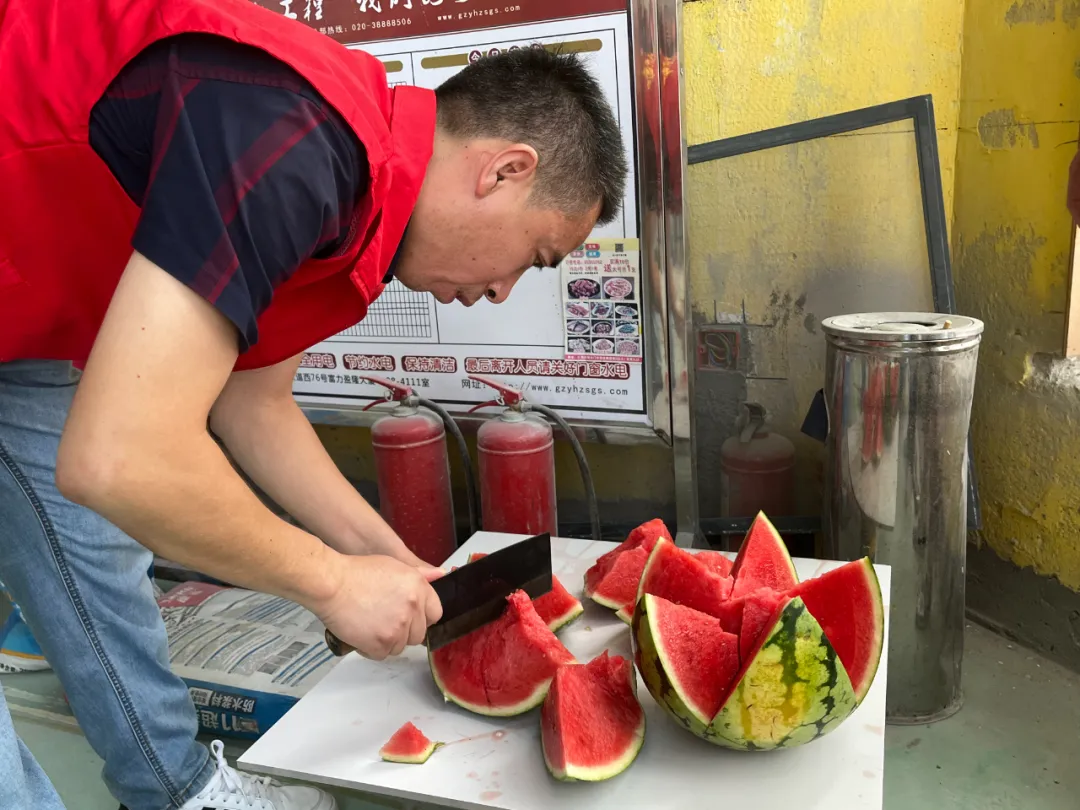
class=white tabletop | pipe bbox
[239,532,891,809]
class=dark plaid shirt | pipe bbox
[89,33,372,352]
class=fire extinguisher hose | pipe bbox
[527,403,602,543]
[416,397,480,538]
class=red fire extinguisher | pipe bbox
[468,375,601,541]
[720,402,796,518]
[362,376,478,566]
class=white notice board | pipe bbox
[255,0,650,427]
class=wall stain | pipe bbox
[804,313,818,334]
[1074,58,1080,79]
[1065,0,1080,28]
[977,109,1040,149]
[1005,0,1057,25]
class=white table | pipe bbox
[240,532,891,809]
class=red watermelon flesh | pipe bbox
[379,721,440,764]
[635,537,734,619]
[467,552,583,631]
[736,589,789,663]
[729,512,799,599]
[644,595,740,721]
[695,550,734,577]
[429,590,575,716]
[541,651,645,781]
[789,557,884,701]
[584,519,671,607]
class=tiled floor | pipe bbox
[6,622,1079,809]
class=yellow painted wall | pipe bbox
[952,1,1080,589]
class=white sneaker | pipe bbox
[176,740,336,810]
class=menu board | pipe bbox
[253,0,647,424]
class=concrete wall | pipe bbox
[951,1,1080,665]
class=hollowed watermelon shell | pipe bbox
[633,592,860,751]
[429,590,575,716]
[467,552,583,632]
[541,651,645,782]
[729,512,799,599]
[379,721,441,764]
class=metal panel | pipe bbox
[656,0,698,546]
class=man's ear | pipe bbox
[475,144,539,198]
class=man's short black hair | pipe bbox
[434,46,628,226]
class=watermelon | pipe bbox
[695,550,734,577]
[729,512,799,598]
[634,592,859,750]
[790,558,884,701]
[429,590,576,716]
[583,519,671,612]
[632,537,734,618]
[467,552,583,632]
[379,721,441,764]
[541,651,645,782]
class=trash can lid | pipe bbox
[821,312,984,342]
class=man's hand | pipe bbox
[316,556,443,660]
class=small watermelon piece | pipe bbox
[789,557,884,702]
[467,552,583,632]
[429,590,576,716]
[584,519,671,611]
[734,589,788,663]
[541,651,645,782]
[729,512,799,599]
[379,721,441,764]
[695,550,734,577]
[634,537,734,619]
[634,595,739,723]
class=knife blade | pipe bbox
[324,532,553,657]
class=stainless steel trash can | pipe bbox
[821,312,983,725]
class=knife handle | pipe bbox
[324,629,354,657]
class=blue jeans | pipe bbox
[0,360,215,809]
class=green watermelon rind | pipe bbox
[541,659,646,782]
[634,593,859,751]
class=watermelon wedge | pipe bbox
[695,550,734,577]
[633,537,734,619]
[584,519,671,612]
[379,721,441,764]
[790,558,885,701]
[467,552,583,632]
[635,595,739,724]
[541,651,645,782]
[429,590,575,716]
[729,512,799,598]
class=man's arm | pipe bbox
[56,251,440,658]
[208,354,436,569]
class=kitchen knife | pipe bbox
[324,532,553,657]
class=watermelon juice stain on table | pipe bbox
[239,526,892,810]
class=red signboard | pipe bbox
[250,0,628,45]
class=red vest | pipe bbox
[0,0,434,370]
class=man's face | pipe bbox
[393,137,601,307]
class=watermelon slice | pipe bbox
[541,651,645,782]
[429,590,576,716]
[584,519,671,611]
[467,552,583,632]
[729,512,799,598]
[695,550,734,577]
[632,537,734,620]
[636,595,739,723]
[790,557,884,701]
[379,721,441,764]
